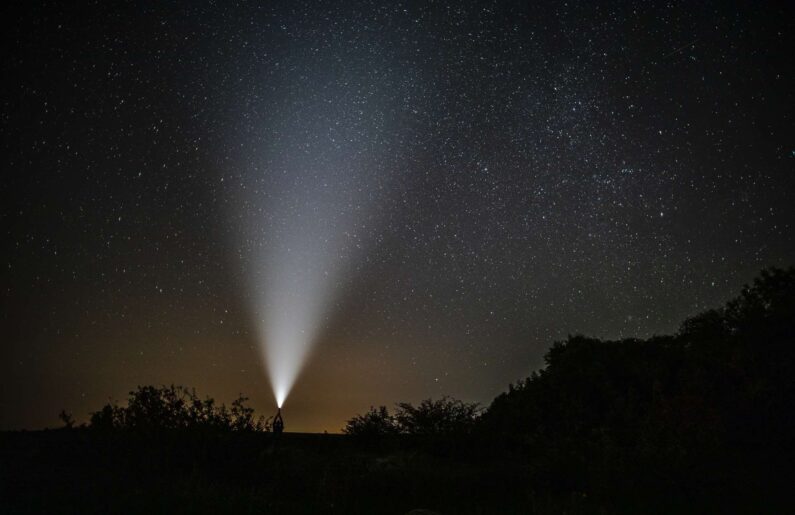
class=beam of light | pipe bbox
[255,194,355,409]
[231,94,384,409]
[232,158,364,408]
[227,26,401,408]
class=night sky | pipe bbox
[2,1,793,433]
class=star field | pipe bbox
[2,1,793,432]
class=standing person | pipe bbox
[273,408,284,435]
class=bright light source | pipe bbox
[238,167,365,409]
[230,79,385,409]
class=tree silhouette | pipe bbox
[58,409,75,429]
[394,397,480,436]
[89,385,270,433]
[479,266,795,492]
[344,397,480,437]
[343,406,397,437]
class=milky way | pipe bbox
[2,1,793,432]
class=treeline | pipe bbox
[345,267,795,500]
[87,385,270,433]
[480,268,793,466]
[343,397,480,437]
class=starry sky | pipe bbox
[2,1,793,433]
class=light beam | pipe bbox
[232,106,380,408]
[228,36,397,408]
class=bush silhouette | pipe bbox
[344,397,479,437]
[343,405,398,437]
[57,409,75,429]
[480,266,795,493]
[89,385,270,433]
[394,397,480,436]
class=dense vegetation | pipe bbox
[480,266,794,492]
[88,385,270,433]
[342,266,795,509]
[2,267,793,513]
[343,397,480,437]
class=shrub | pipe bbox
[89,385,270,433]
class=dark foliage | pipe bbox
[480,266,795,504]
[343,405,398,437]
[394,397,480,436]
[57,410,75,429]
[344,397,479,437]
[89,385,270,433]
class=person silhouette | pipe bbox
[273,408,284,435]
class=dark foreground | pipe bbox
[1,429,791,514]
